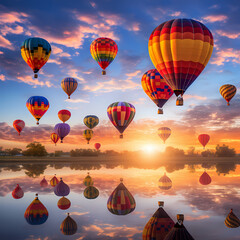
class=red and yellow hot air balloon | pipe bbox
[51,133,59,146]
[50,174,59,187]
[13,120,25,135]
[21,38,51,78]
[198,134,210,149]
[26,96,49,125]
[58,197,71,210]
[158,127,171,143]
[149,19,214,105]
[94,143,101,151]
[141,69,173,114]
[58,110,71,123]
[220,84,237,106]
[61,77,78,99]
[90,37,118,75]
[107,102,136,138]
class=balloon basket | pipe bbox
[36,122,39,125]
[34,74,38,78]
[102,70,106,75]
[176,97,183,106]
[120,134,123,139]
[158,108,163,114]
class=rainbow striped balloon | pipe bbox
[158,127,171,143]
[61,77,78,99]
[90,37,118,75]
[220,84,236,106]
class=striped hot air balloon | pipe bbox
[26,96,49,125]
[84,115,99,129]
[50,174,59,187]
[149,19,214,106]
[141,69,173,114]
[107,178,136,215]
[198,134,210,149]
[51,133,59,146]
[40,176,48,188]
[90,37,118,75]
[12,184,24,199]
[158,173,172,190]
[60,213,78,235]
[21,38,51,78]
[24,194,48,225]
[165,214,195,240]
[61,77,78,99]
[225,209,240,228]
[199,171,212,185]
[143,201,174,240]
[83,172,94,187]
[58,110,71,123]
[13,120,25,135]
[58,197,71,210]
[84,186,99,199]
[54,178,70,197]
[107,102,136,138]
[83,129,93,144]
[220,84,237,106]
[158,127,171,143]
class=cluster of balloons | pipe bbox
[83,115,99,144]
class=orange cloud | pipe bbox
[216,30,240,39]
[202,15,228,23]
[0,12,28,24]
[0,35,13,49]
[0,74,5,81]
[211,48,240,66]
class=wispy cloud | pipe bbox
[65,98,89,103]
[16,76,53,87]
[202,15,228,23]
[216,30,240,39]
[211,48,240,66]
[0,74,6,81]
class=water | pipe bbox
[0,160,240,240]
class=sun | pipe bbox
[142,144,156,154]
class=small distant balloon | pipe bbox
[199,171,212,185]
[158,173,172,190]
[40,176,48,188]
[21,37,51,78]
[58,110,71,123]
[26,96,49,125]
[84,115,99,129]
[158,127,171,143]
[50,174,59,187]
[13,120,25,135]
[54,123,70,143]
[60,213,78,235]
[84,186,99,199]
[51,133,59,146]
[220,84,236,106]
[12,184,24,199]
[61,77,78,99]
[83,172,94,187]
[58,197,71,210]
[198,134,210,149]
[54,178,70,197]
[225,209,240,228]
[83,129,93,144]
[94,143,101,150]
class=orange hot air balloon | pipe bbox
[94,143,101,150]
[40,176,48,187]
[13,120,25,135]
[58,197,71,210]
[149,19,214,106]
[12,184,24,199]
[51,133,59,146]
[58,110,71,123]
[50,174,59,187]
[199,171,212,185]
[198,134,210,149]
[158,173,172,190]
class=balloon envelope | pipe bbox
[84,115,99,129]
[50,175,59,187]
[83,173,94,186]
[54,178,70,196]
[26,96,49,125]
[58,110,71,123]
[21,38,51,78]
[90,37,118,75]
[13,120,25,135]
[60,213,77,235]
[12,184,24,199]
[54,123,70,143]
[40,176,48,187]
[84,186,99,199]
[51,133,59,145]
[159,173,172,190]
[107,102,136,138]
[198,134,210,148]
[158,127,171,143]
[199,171,212,185]
[225,209,240,228]
[83,129,93,144]
[58,197,71,210]
[220,84,236,106]
[94,143,101,150]
[61,77,78,99]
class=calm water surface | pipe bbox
[1,160,240,240]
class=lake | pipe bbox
[0,159,240,240]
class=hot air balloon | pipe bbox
[141,69,173,114]
[61,77,78,99]
[50,174,59,187]
[54,178,70,196]
[158,173,172,190]
[60,213,78,235]
[13,120,25,135]
[149,19,214,106]
[83,115,99,129]
[225,209,240,228]
[107,178,136,215]
[83,129,93,144]
[107,102,136,138]
[58,110,71,123]
[90,37,118,75]
[198,134,210,149]
[12,184,24,199]
[94,143,101,151]
[84,186,99,199]
[165,214,195,240]
[40,176,48,187]
[220,84,236,106]
[24,194,48,225]
[26,96,49,125]
[143,201,174,240]
[54,123,70,143]
[83,172,94,187]
[199,171,212,185]
[58,197,71,210]
[158,127,171,143]
[21,38,51,78]
[51,133,59,146]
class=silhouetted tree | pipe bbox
[164,146,185,157]
[5,148,22,156]
[70,149,98,157]
[186,147,199,157]
[22,142,47,157]
[215,144,236,157]
[201,149,215,157]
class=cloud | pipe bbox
[71,212,89,216]
[65,98,90,103]
[216,30,240,39]
[16,75,53,87]
[170,11,182,17]
[0,35,13,49]
[51,45,71,58]
[184,95,207,101]
[0,12,28,24]
[0,74,5,81]
[202,15,228,23]
[211,48,240,66]
[0,25,24,36]
[125,70,142,77]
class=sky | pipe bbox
[1,0,240,152]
